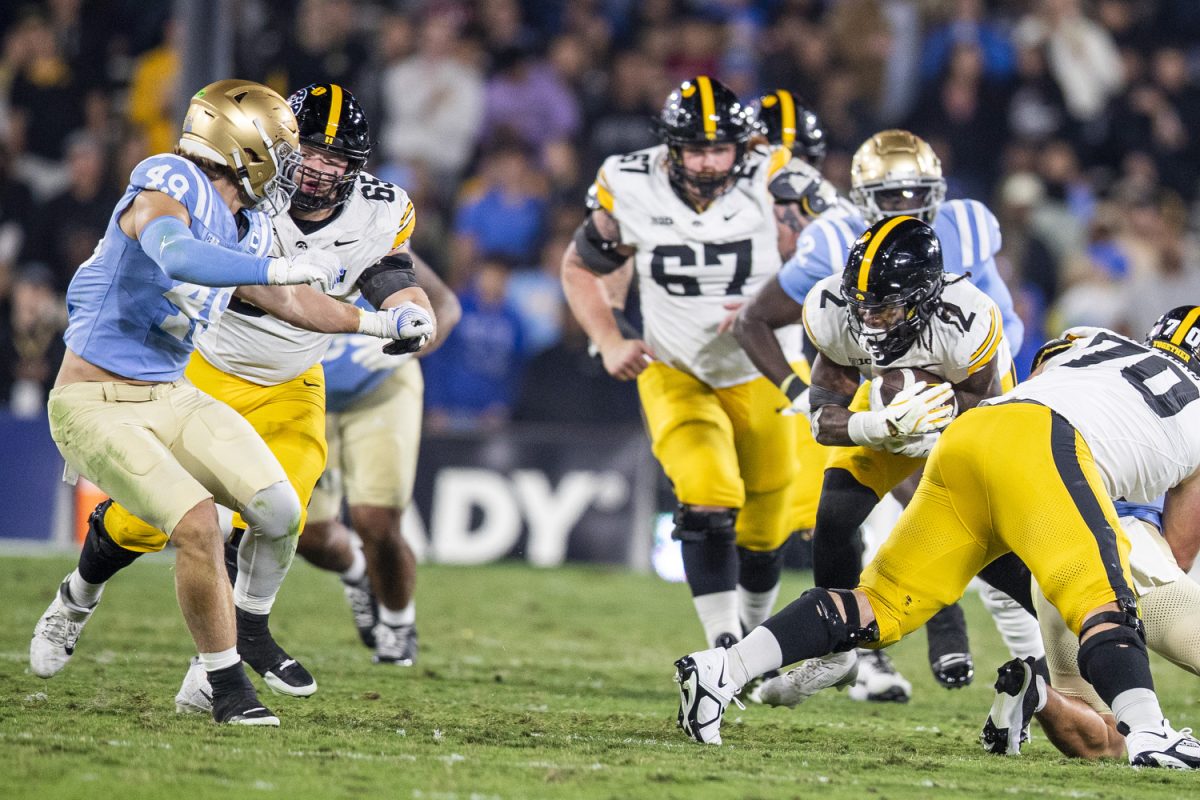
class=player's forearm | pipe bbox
[733,313,796,389]
[1037,691,1126,760]
[378,286,434,316]
[1164,481,1200,571]
[809,404,855,446]
[236,285,359,333]
[562,248,623,348]
[599,259,634,310]
[144,216,270,287]
[413,253,461,354]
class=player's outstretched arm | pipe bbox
[561,210,650,381]
[411,251,460,356]
[732,275,805,390]
[1164,470,1200,571]
[1037,690,1126,760]
[234,283,363,333]
[124,190,338,289]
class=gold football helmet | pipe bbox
[178,79,301,216]
[850,130,946,224]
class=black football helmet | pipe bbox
[653,76,756,203]
[287,83,372,211]
[753,89,826,168]
[841,215,945,360]
[1146,305,1200,377]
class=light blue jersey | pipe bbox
[779,199,1024,352]
[322,298,408,413]
[64,154,274,381]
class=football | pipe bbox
[870,367,957,416]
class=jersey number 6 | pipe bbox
[650,240,752,297]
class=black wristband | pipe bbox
[809,385,855,408]
[779,373,808,402]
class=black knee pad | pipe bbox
[77,499,143,584]
[737,546,785,592]
[672,505,737,543]
[805,587,880,653]
[1077,609,1147,685]
[736,545,783,569]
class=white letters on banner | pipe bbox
[424,467,630,566]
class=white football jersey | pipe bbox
[592,144,800,387]
[999,330,1200,503]
[802,271,1012,384]
[196,172,415,385]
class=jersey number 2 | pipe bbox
[1063,333,1200,418]
[650,240,752,296]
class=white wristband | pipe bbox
[848,410,892,448]
[356,307,385,338]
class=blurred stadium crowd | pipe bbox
[0,0,1198,428]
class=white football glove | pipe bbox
[266,250,343,292]
[887,381,955,435]
[358,301,435,354]
[848,381,955,447]
[885,432,940,459]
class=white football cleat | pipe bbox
[848,648,912,702]
[1128,721,1200,769]
[342,572,378,649]
[373,622,418,666]
[980,657,1044,755]
[674,648,744,745]
[30,577,96,678]
[758,650,859,708]
[175,656,214,715]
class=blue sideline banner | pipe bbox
[0,413,66,542]
[407,424,657,570]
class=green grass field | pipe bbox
[2,555,1197,799]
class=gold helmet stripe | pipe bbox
[1170,306,1200,345]
[777,90,796,150]
[696,76,717,140]
[856,215,914,293]
[324,84,344,142]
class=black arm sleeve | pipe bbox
[809,385,855,408]
[356,252,418,309]
[573,214,627,274]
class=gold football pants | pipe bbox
[638,362,800,552]
[104,351,327,552]
[859,402,1134,647]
